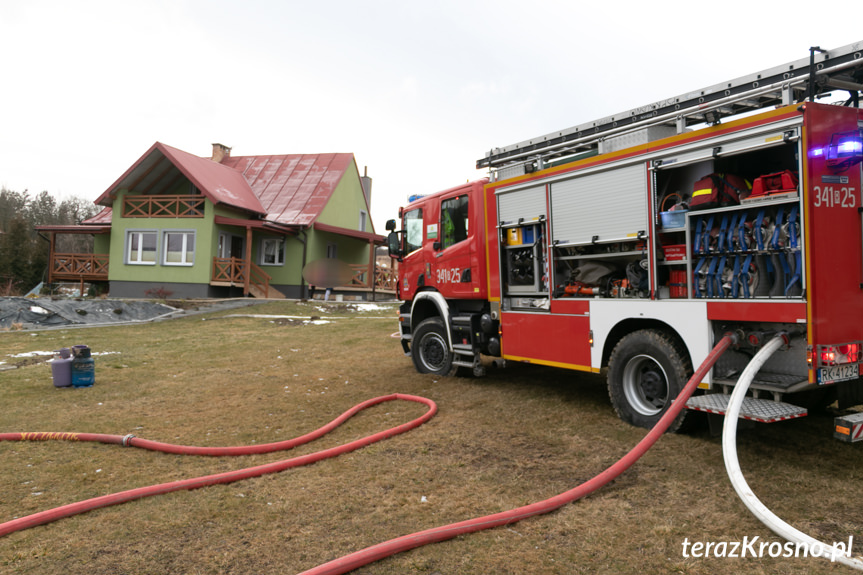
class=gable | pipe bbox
[316,157,374,233]
[95,142,266,216]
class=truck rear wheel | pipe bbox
[411,317,456,376]
[607,329,692,432]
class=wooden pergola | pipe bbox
[34,224,112,295]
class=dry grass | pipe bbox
[1,299,861,574]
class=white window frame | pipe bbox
[359,210,368,232]
[327,243,338,259]
[260,237,285,266]
[126,230,158,265]
[162,230,196,266]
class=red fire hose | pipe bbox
[0,393,437,538]
[299,333,734,575]
[1,335,732,574]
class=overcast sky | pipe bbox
[1,1,860,230]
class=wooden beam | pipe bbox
[126,156,166,192]
[138,162,176,195]
[367,238,375,300]
[47,233,56,284]
[244,226,253,296]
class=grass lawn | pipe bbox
[1,299,861,574]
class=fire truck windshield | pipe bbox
[404,208,423,253]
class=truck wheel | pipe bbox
[412,317,455,376]
[607,329,692,432]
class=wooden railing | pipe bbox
[376,266,397,291]
[348,264,368,287]
[123,195,205,218]
[248,262,273,298]
[212,257,243,284]
[349,264,397,291]
[50,253,109,280]
[211,257,272,297]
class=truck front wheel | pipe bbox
[412,317,456,376]
[607,329,692,432]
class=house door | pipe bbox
[218,233,244,259]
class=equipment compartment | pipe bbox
[652,127,803,300]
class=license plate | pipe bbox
[817,364,859,384]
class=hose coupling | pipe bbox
[121,434,136,447]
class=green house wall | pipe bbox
[107,189,218,285]
[94,234,110,255]
[305,158,373,269]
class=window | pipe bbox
[441,194,469,249]
[163,231,195,266]
[327,243,337,259]
[359,210,368,232]
[126,230,157,265]
[261,238,285,265]
[404,208,423,254]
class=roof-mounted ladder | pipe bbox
[478,41,863,174]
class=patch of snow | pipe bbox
[8,351,54,358]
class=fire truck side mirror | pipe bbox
[387,231,403,259]
[385,219,397,231]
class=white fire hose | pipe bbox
[722,334,863,569]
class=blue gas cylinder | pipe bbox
[51,348,73,388]
[71,345,95,387]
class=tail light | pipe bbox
[814,342,862,367]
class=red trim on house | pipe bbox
[313,222,385,243]
[34,225,111,234]
[213,215,297,235]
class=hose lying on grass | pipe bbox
[2,335,733,574]
[298,333,735,575]
[722,334,863,570]
[0,393,437,538]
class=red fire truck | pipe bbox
[386,42,863,433]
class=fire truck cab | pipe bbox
[386,179,496,376]
[388,42,863,434]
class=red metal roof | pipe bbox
[96,142,266,216]
[35,207,113,233]
[95,144,358,228]
[221,153,355,227]
[83,207,113,225]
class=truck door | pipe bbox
[397,206,425,301]
[433,191,474,298]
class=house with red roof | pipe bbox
[37,142,386,299]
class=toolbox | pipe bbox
[834,411,863,443]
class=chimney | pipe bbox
[361,165,372,207]
[211,143,232,163]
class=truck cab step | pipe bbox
[686,393,807,423]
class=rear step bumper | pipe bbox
[686,393,807,423]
